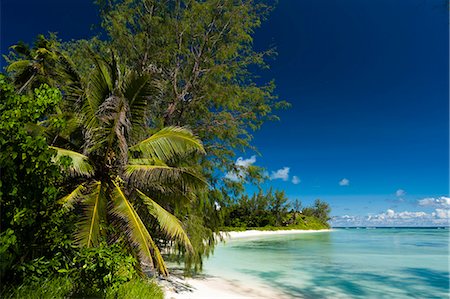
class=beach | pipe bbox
[163,228,449,298]
[162,229,331,299]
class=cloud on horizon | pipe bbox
[339,178,350,186]
[418,196,450,209]
[331,207,449,227]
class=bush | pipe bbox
[70,244,138,297]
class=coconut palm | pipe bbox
[6,34,81,94]
[49,51,206,276]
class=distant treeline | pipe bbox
[222,189,331,230]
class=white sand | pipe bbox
[163,229,331,299]
[163,275,291,299]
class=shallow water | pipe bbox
[203,228,449,298]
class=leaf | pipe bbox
[110,181,169,276]
[76,181,104,247]
[50,146,94,177]
[58,183,86,209]
[137,189,193,253]
[6,60,31,72]
[130,126,205,162]
[125,162,207,191]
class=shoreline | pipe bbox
[162,275,291,299]
[221,228,332,239]
[163,228,331,298]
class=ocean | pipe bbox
[202,228,449,298]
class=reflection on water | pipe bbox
[203,229,450,298]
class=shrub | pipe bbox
[70,244,138,297]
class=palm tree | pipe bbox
[6,34,82,96]
[48,51,206,276]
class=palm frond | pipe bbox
[96,95,131,163]
[50,146,94,177]
[6,60,31,72]
[136,189,193,253]
[76,181,104,247]
[122,72,151,129]
[10,42,32,58]
[125,163,207,191]
[130,127,205,161]
[110,181,169,276]
[82,53,113,131]
[59,183,86,209]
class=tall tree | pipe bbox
[88,0,288,185]
[82,0,289,268]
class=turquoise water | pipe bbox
[203,228,449,298]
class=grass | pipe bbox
[3,276,163,299]
[106,278,163,299]
[3,276,73,299]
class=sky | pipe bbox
[1,0,449,226]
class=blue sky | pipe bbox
[1,0,448,226]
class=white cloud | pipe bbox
[224,155,257,182]
[418,196,450,208]
[386,209,395,217]
[331,208,450,227]
[339,178,349,186]
[395,189,406,197]
[235,156,257,168]
[434,209,450,219]
[292,176,301,185]
[270,167,290,181]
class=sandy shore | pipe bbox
[162,275,291,299]
[162,229,330,299]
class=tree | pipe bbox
[293,199,302,222]
[83,0,289,267]
[5,34,81,95]
[6,0,289,272]
[271,190,289,226]
[313,199,331,224]
[48,52,206,276]
[78,0,288,188]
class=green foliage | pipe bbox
[223,192,331,230]
[2,0,294,284]
[289,216,330,230]
[0,75,65,284]
[2,274,164,299]
[71,2,290,260]
[4,34,82,96]
[3,276,73,299]
[223,188,290,228]
[105,278,163,299]
[44,52,207,276]
[312,199,332,224]
[70,244,138,297]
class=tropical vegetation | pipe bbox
[222,190,331,230]
[0,0,330,297]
